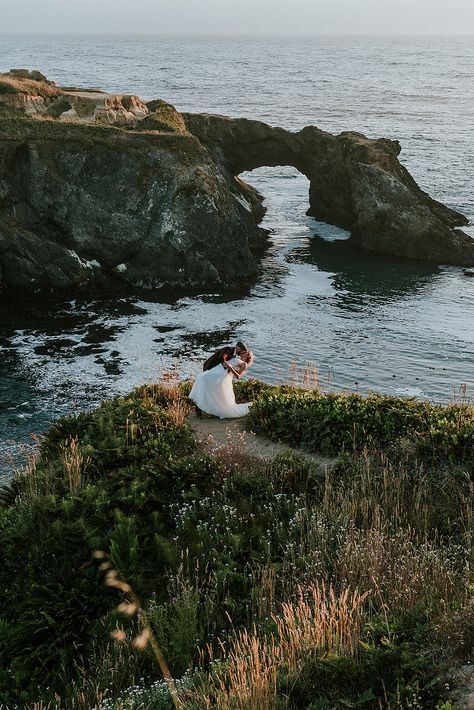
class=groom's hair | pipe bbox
[236,340,249,352]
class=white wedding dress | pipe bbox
[189,357,252,418]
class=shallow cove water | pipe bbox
[0,34,474,478]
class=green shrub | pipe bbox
[0,380,471,707]
[281,638,443,709]
[247,388,474,460]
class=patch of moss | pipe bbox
[0,113,204,163]
[134,109,187,135]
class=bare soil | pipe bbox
[188,411,335,470]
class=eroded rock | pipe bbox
[0,120,266,294]
[184,114,473,266]
[0,70,472,296]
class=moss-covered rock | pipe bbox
[0,112,266,294]
[136,107,187,134]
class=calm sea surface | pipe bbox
[1,35,474,477]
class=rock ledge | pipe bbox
[0,70,472,295]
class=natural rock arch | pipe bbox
[183,113,473,265]
[1,70,473,296]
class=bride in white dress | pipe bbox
[189,347,253,418]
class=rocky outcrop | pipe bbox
[0,119,265,293]
[0,72,61,115]
[183,113,473,265]
[60,90,149,125]
[0,71,149,125]
[0,70,472,296]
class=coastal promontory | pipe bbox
[0,69,472,295]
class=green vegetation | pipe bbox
[246,385,474,460]
[0,109,123,143]
[134,107,187,134]
[0,106,197,153]
[0,380,472,709]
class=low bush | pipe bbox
[247,388,474,460]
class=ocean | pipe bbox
[1,34,473,478]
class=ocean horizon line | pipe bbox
[1,31,473,38]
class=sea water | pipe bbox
[0,34,473,477]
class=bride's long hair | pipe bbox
[242,350,254,366]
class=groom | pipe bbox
[202,340,250,372]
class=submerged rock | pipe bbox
[0,70,472,296]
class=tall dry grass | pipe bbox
[275,583,369,666]
[10,451,43,501]
[62,435,90,493]
[322,450,474,542]
[185,582,368,709]
[206,629,277,710]
[165,398,192,428]
[250,562,276,624]
[287,360,320,390]
[335,526,467,613]
[0,73,60,98]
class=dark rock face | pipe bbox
[0,71,472,296]
[183,113,473,265]
[0,123,266,294]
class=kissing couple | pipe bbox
[189,340,254,419]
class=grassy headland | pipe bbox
[0,380,472,709]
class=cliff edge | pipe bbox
[0,69,472,295]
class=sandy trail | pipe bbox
[188,411,335,470]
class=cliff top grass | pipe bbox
[133,110,187,135]
[0,107,204,160]
[0,72,61,98]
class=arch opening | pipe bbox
[238,165,350,249]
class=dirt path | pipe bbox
[447,664,474,709]
[188,412,336,470]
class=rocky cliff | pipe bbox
[183,113,472,265]
[0,69,472,296]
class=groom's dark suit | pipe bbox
[202,346,238,372]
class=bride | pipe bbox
[189,347,253,418]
